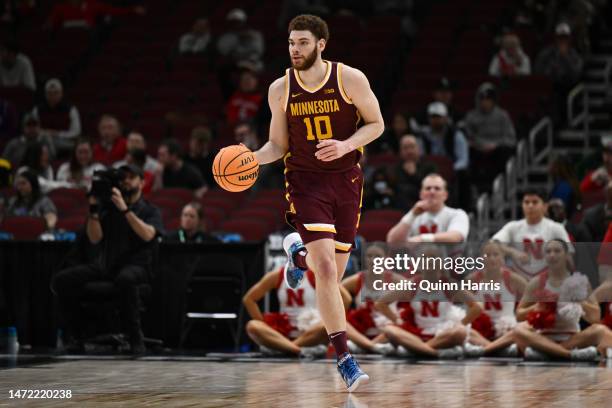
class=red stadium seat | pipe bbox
[0,216,46,240]
[230,208,282,230]
[149,188,195,204]
[357,220,395,243]
[202,206,225,230]
[219,218,271,241]
[56,215,86,233]
[148,196,185,221]
[423,155,455,183]
[199,196,239,215]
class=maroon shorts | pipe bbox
[285,166,363,252]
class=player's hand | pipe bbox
[512,251,530,265]
[111,187,128,212]
[315,139,352,161]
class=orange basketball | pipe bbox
[212,144,259,192]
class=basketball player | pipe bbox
[386,174,469,247]
[376,246,482,358]
[467,241,527,356]
[492,189,571,279]
[252,15,384,391]
[513,239,605,360]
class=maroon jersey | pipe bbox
[284,61,363,173]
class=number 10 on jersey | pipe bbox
[304,115,333,141]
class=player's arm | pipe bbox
[315,65,384,162]
[593,280,612,303]
[452,290,482,325]
[254,77,289,165]
[242,269,280,321]
[509,272,528,300]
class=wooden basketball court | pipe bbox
[2,355,612,407]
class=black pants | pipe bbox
[51,264,148,342]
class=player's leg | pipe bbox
[382,325,438,356]
[245,320,301,355]
[512,323,571,358]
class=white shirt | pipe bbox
[492,217,571,277]
[409,206,470,239]
[56,162,106,190]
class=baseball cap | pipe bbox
[227,8,247,22]
[22,113,39,125]
[427,102,448,117]
[119,164,144,179]
[45,78,63,92]
[555,22,571,36]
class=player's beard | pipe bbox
[292,46,318,71]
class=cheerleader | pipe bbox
[468,240,527,355]
[376,245,482,358]
[513,239,606,360]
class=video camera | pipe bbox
[89,168,127,206]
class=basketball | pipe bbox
[212,144,259,192]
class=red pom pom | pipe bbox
[398,304,423,336]
[472,312,495,340]
[602,314,612,330]
[347,307,376,335]
[526,302,557,329]
[263,312,295,337]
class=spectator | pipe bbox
[50,163,163,355]
[0,97,18,139]
[547,198,591,242]
[363,167,396,210]
[386,173,469,245]
[0,42,35,90]
[464,83,516,188]
[93,115,127,166]
[419,102,469,172]
[155,139,206,195]
[184,126,215,189]
[6,170,57,230]
[31,79,82,153]
[113,131,159,173]
[489,32,531,77]
[178,18,211,55]
[392,134,437,211]
[415,78,463,128]
[226,69,263,124]
[233,120,260,151]
[549,153,581,216]
[2,113,56,168]
[17,142,68,193]
[418,102,470,208]
[47,0,146,29]
[581,180,612,243]
[580,135,612,193]
[492,188,571,279]
[217,8,265,70]
[371,111,410,154]
[57,139,106,190]
[534,22,583,124]
[165,202,220,243]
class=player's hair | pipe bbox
[288,14,329,42]
[522,187,548,201]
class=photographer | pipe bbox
[51,164,163,354]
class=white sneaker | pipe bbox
[260,345,284,357]
[524,347,550,361]
[607,348,612,359]
[463,343,485,358]
[372,343,396,356]
[498,344,519,358]
[300,344,327,359]
[570,346,599,361]
[437,345,464,359]
[282,232,306,289]
[347,340,365,354]
[396,345,414,357]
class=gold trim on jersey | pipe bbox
[337,63,353,104]
[304,223,337,233]
[283,68,290,112]
[294,60,332,93]
[335,241,352,252]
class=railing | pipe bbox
[529,116,553,170]
[492,174,505,222]
[516,139,528,190]
[505,157,517,220]
[567,83,590,149]
[605,59,612,92]
[476,193,490,242]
